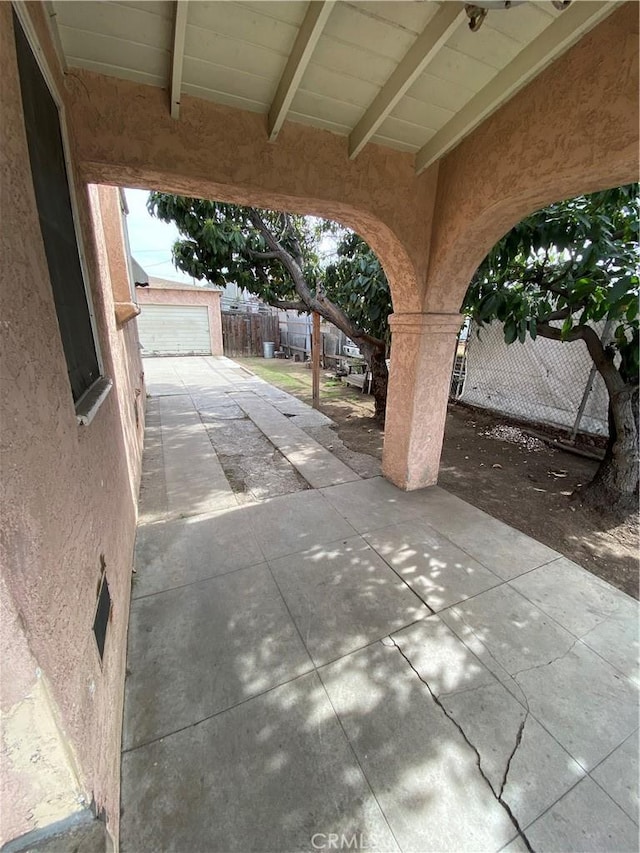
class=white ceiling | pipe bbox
[49,1,617,172]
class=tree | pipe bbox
[324,230,392,411]
[147,195,392,419]
[463,184,639,516]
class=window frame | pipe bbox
[118,188,139,306]
[12,2,110,424]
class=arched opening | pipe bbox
[426,175,640,316]
[79,166,425,316]
[124,185,399,421]
[441,183,638,594]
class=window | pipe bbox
[118,188,140,305]
[13,11,101,404]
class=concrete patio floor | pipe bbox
[121,356,639,852]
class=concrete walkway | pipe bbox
[122,356,639,852]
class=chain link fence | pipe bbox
[450,319,611,437]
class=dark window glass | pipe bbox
[13,12,100,402]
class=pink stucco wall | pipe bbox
[1,6,144,846]
[137,284,224,356]
[62,66,438,315]
[62,6,638,322]
[91,185,147,493]
[424,2,639,314]
[384,3,639,487]
[57,0,639,488]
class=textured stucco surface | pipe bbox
[137,286,224,356]
[382,313,462,490]
[96,186,132,306]
[425,3,640,314]
[1,6,144,845]
[61,7,639,320]
[90,184,146,496]
[1,5,638,847]
[0,574,85,839]
[63,70,439,315]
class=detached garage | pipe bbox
[138,305,211,355]
[136,278,223,357]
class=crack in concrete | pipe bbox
[438,681,498,701]
[512,638,580,680]
[445,611,530,711]
[499,713,528,800]
[389,636,535,853]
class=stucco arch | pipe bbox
[423,2,639,315]
[56,0,638,499]
[96,166,423,316]
[382,4,638,492]
[64,71,441,315]
[432,172,638,316]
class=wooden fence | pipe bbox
[222,312,280,357]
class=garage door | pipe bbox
[138,304,211,355]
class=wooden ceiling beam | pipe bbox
[170,0,188,119]
[415,0,616,174]
[268,0,335,141]
[348,3,466,160]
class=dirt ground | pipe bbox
[239,357,639,598]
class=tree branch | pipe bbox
[315,292,385,350]
[247,249,281,261]
[283,213,305,268]
[536,322,626,400]
[535,322,583,345]
[247,208,385,351]
[271,299,308,312]
[544,307,572,322]
[546,279,573,298]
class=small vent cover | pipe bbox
[93,573,112,662]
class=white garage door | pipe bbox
[138,304,211,356]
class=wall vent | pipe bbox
[93,559,112,662]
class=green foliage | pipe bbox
[324,231,392,344]
[147,194,319,306]
[463,184,640,380]
[147,194,392,347]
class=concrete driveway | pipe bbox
[121,356,639,852]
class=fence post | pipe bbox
[312,311,320,408]
[449,320,468,399]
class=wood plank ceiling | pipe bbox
[49,1,617,173]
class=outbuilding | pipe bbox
[136,277,223,357]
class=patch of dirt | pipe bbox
[440,403,638,599]
[303,424,381,479]
[217,450,309,503]
[236,357,639,598]
[203,408,308,502]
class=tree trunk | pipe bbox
[358,341,388,422]
[248,209,389,420]
[537,322,639,518]
[370,347,389,423]
[580,385,639,517]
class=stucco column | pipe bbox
[382,312,462,490]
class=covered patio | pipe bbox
[122,357,638,851]
[2,3,638,850]
[50,0,639,492]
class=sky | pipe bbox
[124,188,204,285]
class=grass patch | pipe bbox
[237,357,357,402]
